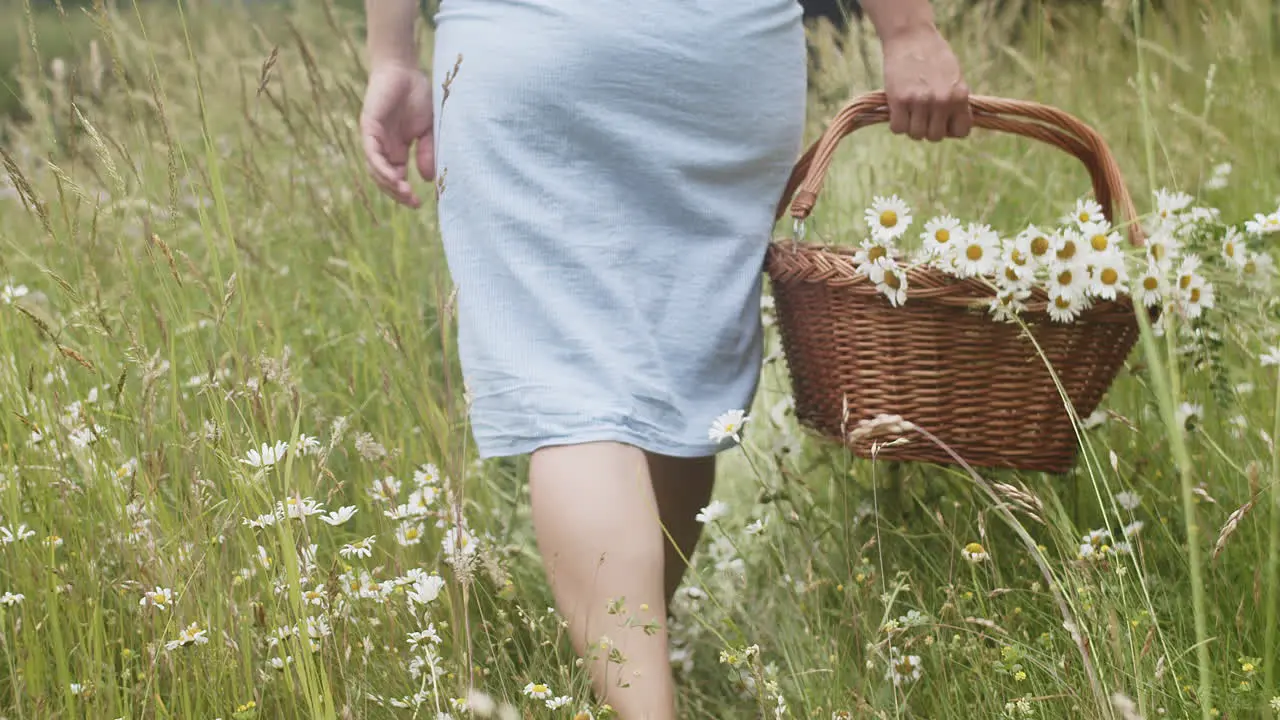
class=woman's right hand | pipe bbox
[360,64,436,208]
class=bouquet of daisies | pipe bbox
[848,190,1277,330]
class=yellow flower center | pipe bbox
[1030,236,1050,256]
[533,684,548,694]
[966,244,984,261]
[1057,241,1077,260]
[1179,274,1192,290]
[868,245,887,262]
[1078,212,1090,222]
[1225,242,1236,257]
[1004,266,1020,282]
[1100,268,1119,285]
[883,273,901,290]
[1151,243,1166,261]
[1090,234,1109,252]
[935,228,950,244]
[1054,296,1072,309]
[1143,276,1159,291]
[1011,249,1028,265]
[1245,260,1257,274]
[879,210,898,228]
[1190,287,1201,303]
[1057,270,1073,286]
[964,542,985,554]
[1243,662,1256,673]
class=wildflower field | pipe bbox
[3,0,1280,718]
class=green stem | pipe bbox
[1138,312,1212,718]
[1264,366,1280,701]
[1130,0,1210,713]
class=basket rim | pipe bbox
[765,238,1153,320]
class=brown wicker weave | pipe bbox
[765,92,1146,474]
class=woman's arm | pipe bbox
[360,0,435,206]
[365,0,421,70]
[859,0,972,141]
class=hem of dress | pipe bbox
[474,429,739,460]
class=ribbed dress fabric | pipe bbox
[431,0,808,458]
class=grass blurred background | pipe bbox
[2,0,1280,718]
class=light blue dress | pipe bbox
[431,0,808,459]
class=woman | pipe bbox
[360,2,970,716]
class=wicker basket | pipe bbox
[764,92,1146,474]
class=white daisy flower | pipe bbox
[1088,251,1129,300]
[1221,226,1247,268]
[865,195,912,240]
[1123,520,1144,537]
[0,524,35,544]
[1177,402,1202,429]
[277,496,325,521]
[1261,346,1280,367]
[407,572,446,606]
[863,256,908,307]
[953,223,1000,278]
[852,237,896,269]
[1174,255,1202,294]
[1144,229,1180,271]
[243,512,278,529]
[1,284,29,305]
[294,434,321,455]
[961,542,989,563]
[164,621,209,651]
[1067,197,1106,227]
[545,696,573,710]
[996,255,1032,289]
[1182,275,1214,319]
[920,215,962,260]
[695,500,730,524]
[241,441,289,469]
[708,410,749,444]
[1053,228,1087,264]
[1242,251,1276,282]
[1017,225,1055,267]
[885,647,923,686]
[1081,220,1121,255]
[523,682,552,700]
[1114,491,1142,511]
[1134,261,1165,308]
[319,506,358,526]
[1047,257,1091,299]
[988,286,1031,323]
[1204,161,1231,190]
[0,592,24,606]
[1047,288,1087,323]
[339,535,376,559]
[1244,211,1280,236]
[395,521,425,546]
[442,524,479,568]
[140,586,174,611]
[1153,188,1194,223]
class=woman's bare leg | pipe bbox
[645,453,717,607]
[528,441,676,720]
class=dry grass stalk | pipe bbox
[1211,496,1256,564]
[992,481,1046,524]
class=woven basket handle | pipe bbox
[775,91,1146,247]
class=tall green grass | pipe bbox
[1,0,1280,718]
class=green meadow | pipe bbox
[2,0,1280,717]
